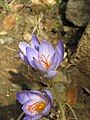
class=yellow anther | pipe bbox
[27,102,46,114]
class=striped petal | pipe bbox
[44,70,57,79]
[16,91,30,104]
[23,115,42,120]
[39,40,55,59]
[31,34,40,51]
[56,41,64,63]
[26,47,38,67]
[19,42,30,55]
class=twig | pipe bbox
[32,12,43,34]
[3,45,17,52]
[66,103,78,120]
[0,70,10,78]
[17,112,24,120]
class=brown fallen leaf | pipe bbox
[3,14,16,31]
[9,2,24,12]
[0,7,3,13]
[31,0,56,5]
[43,0,56,5]
[0,31,7,35]
[23,31,31,41]
[66,85,77,106]
[31,0,42,4]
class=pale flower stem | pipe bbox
[50,80,66,120]
[46,79,66,120]
[17,112,24,120]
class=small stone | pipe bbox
[23,31,31,41]
[56,113,60,118]
[61,58,68,67]
[12,84,21,89]
[0,31,7,35]
[64,52,67,59]
[6,94,10,97]
[57,110,60,114]
[66,0,90,26]
[49,112,55,118]
[63,26,71,32]
[9,84,21,92]
[0,37,14,45]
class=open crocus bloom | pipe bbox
[19,34,64,78]
[16,90,53,120]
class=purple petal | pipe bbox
[42,90,53,114]
[44,70,57,79]
[31,34,40,51]
[48,51,59,71]
[28,90,46,102]
[16,91,30,104]
[19,42,30,55]
[19,52,29,64]
[23,116,31,120]
[23,115,42,120]
[42,102,51,115]
[26,47,38,67]
[39,40,55,59]
[33,58,46,72]
[19,52,25,61]
[56,41,64,63]
[44,90,53,104]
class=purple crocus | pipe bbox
[16,90,53,120]
[19,34,64,78]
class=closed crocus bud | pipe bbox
[16,90,53,120]
[19,34,64,78]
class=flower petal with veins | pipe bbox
[26,47,38,67]
[19,34,64,79]
[39,40,55,59]
[31,34,40,51]
[16,90,53,120]
[19,42,30,55]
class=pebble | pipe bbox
[0,37,14,45]
[66,0,90,26]
[63,26,71,32]
[6,94,10,97]
[9,84,21,92]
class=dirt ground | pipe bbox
[0,0,90,120]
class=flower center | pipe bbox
[39,54,51,69]
[27,102,46,114]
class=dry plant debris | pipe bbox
[3,14,16,31]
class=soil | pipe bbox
[0,0,90,120]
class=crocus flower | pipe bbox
[16,90,53,120]
[19,34,64,78]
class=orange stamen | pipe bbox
[27,102,46,114]
[39,54,51,69]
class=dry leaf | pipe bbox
[44,19,53,31]
[0,31,7,35]
[0,7,3,13]
[3,14,16,31]
[31,0,56,5]
[66,85,77,106]
[44,0,56,5]
[31,0,42,4]
[23,31,31,41]
[9,2,23,12]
